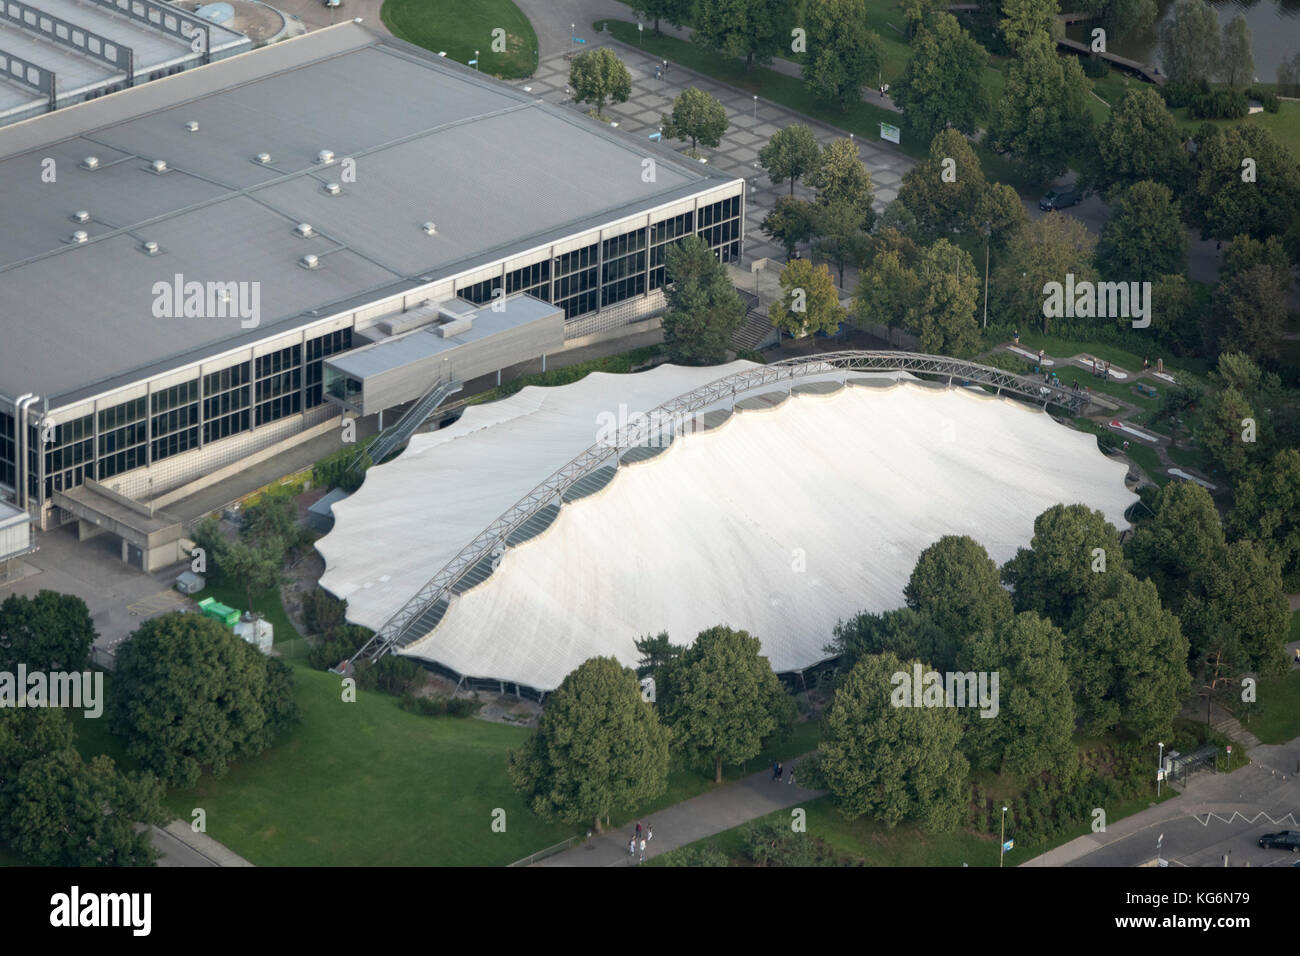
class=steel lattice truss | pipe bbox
[350,350,1089,663]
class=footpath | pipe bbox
[534,761,823,866]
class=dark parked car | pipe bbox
[1258,830,1300,851]
[1039,188,1081,211]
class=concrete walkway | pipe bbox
[149,821,254,867]
[533,762,823,866]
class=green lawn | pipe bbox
[382,0,538,79]
[193,578,308,661]
[1171,100,1300,165]
[1239,669,1300,746]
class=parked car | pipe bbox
[1257,830,1300,851]
[1039,187,1081,211]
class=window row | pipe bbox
[651,212,693,244]
[152,405,199,438]
[98,396,146,432]
[100,422,147,456]
[457,276,501,306]
[256,393,301,426]
[204,363,250,397]
[602,228,646,259]
[506,260,551,295]
[255,345,302,380]
[601,274,646,307]
[152,427,199,463]
[699,195,741,228]
[152,380,199,414]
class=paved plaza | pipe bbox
[514,37,916,274]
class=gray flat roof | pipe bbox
[0,25,121,92]
[0,22,739,407]
[327,295,562,380]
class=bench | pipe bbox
[1136,383,1158,398]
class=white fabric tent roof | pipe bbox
[317,361,760,630]
[319,368,1137,691]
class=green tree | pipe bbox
[976,181,1029,249]
[633,631,687,681]
[1083,0,1156,41]
[897,129,987,240]
[661,86,729,156]
[1002,503,1128,629]
[1229,448,1300,586]
[989,33,1095,183]
[1070,573,1190,741]
[905,535,1012,640]
[770,259,845,336]
[1190,122,1300,243]
[109,612,299,787]
[1126,480,1225,614]
[959,612,1076,776]
[242,488,310,552]
[1196,385,1258,480]
[1096,180,1188,282]
[221,538,284,614]
[826,607,957,677]
[812,137,875,218]
[806,0,884,109]
[659,626,794,783]
[990,213,1097,333]
[569,47,632,116]
[1209,265,1288,363]
[693,0,788,70]
[759,124,821,196]
[820,651,970,830]
[1221,235,1292,282]
[892,13,989,140]
[1218,14,1254,90]
[761,196,818,258]
[1095,87,1189,193]
[508,657,669,830]
[999,0,1064,54]
[629,0,694,34]
[853,243,921,344]
[811,199,873,286]
[2,748,165,867]
[661,235,745,364]
[914,238,980,355]
[1159,0,1221,86]
[1181,539,1290,679]
[0,590,95,672]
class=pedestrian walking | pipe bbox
[1013,329,1020,346]
[1157,357,1163,373]
[1143,357,1149,371]
[639,837,646,862]
[635,821,642,840]
[647,824,653,842]
[787,767,795,786]
[1038,348,1045,365]
[629,836,636,856]
[772,760,779,781]
[776,761,784,781]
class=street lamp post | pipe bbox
[753,95,758,121]
[1000,806,1008,867]
[1157,741,1165,797]
[474,51,479,71]
[571,24,575,54]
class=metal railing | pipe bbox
[349,350,1091,665]
[506,836,577,867]
[349,378,463,473]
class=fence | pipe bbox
[507,836,576,867]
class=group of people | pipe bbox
[628,821,653,862]
[1090,358,1112,380]
[771,761,795,786]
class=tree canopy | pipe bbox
[569,47,632,115]
[0,590,96,673]
[661,234,745,364]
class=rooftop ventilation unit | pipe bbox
[81,156,99,170]
[185,120,199,132]
[254,152,272,165]
[150,159,168,174]
[71,210,90,224]
[299,254,321,269]
[323,182,341,196]
[70,230,88,244]
[141,240,161,256]
[317,149,335,164]
[294,223,314,238]
[422,222,437,235]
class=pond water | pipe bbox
[1065,0,1300,79]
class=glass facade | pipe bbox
[43,413,95,497]
[306,328,353,408]
[151,380,200,465]
[505,260,552,300]
[457,275,502,306]
[98,396,148,479]
[0,411,13,491]
[254,344,302,427]
[554,242,599,319]
[203,362,251,444]
[697,195,742,263]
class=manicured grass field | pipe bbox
[1240,670,1300,746]
[382,0,538,79]
[1171,100,1300,165]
